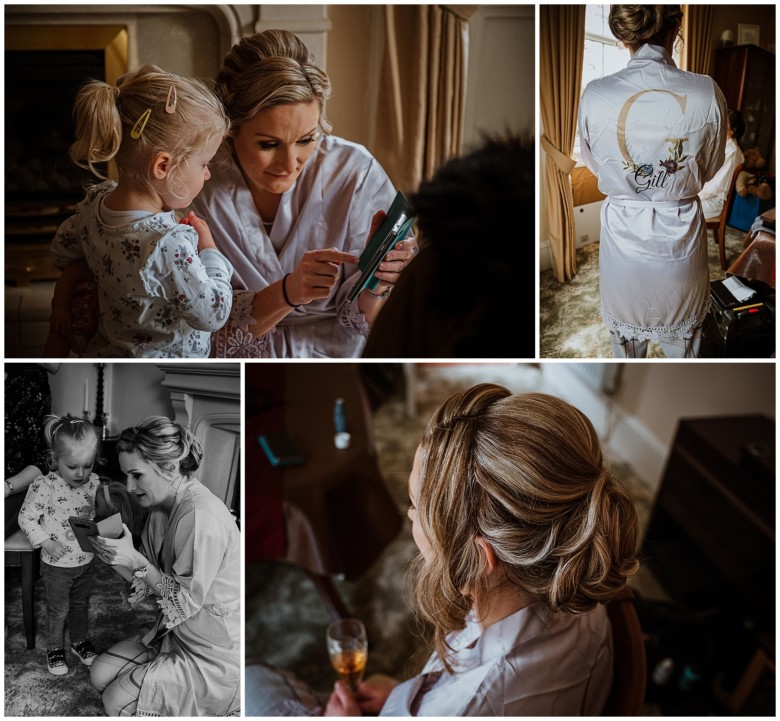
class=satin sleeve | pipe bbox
[154,504,232,629]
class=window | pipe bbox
[583,5,630,93]
[575,5,682,160]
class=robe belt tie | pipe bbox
[608,196,699,208]
[541,134,576,175]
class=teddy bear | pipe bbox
[736,146,773,201]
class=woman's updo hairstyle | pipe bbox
[216,29,332,135]
[116,416,203,479]
[412,385,639,671]
[608,5,684,50]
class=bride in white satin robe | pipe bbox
[579,43,727,355]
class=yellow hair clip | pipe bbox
[130,108,152,140]
[165,84,177,114]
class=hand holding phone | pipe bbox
[69,512,123,552]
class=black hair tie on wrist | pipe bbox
[282,273,300,308]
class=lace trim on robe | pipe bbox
[602,296,711,343]
[128,576,154,607]
[155,573,187,629]
[337,295,370,337]
[211,290,274,358]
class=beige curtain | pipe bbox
[540,5,585,283]
[682,5,714,75]
[373,5,476,193]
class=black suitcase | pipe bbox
[700,277,775,358]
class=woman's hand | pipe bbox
[362,210,419,296]
[180,210,217,253]
[323,681,364,716]
[286,249,359,306]
[90,523,143,568]
[323,675,397,716]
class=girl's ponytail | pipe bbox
[69,80,123,179]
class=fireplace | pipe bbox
[159,364,241,519]
[5,24,128,286]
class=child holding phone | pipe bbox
[18,415,102,675]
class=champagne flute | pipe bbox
[326,618,368,693]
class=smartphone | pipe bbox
[69,512,123,552]
[258,432,306,467]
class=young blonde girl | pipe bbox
[48,65,233,358]
[18,415,103,676]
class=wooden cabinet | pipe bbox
[642,415,775,631]
[713,45,775,162]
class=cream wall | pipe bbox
[48,364,173,438]
[611,363,775,446]
[542,363,775,489]
[326,4,377,147]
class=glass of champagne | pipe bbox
[326,618,368,693]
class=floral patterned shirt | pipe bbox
[51,180,234,358]
[18,471,100,567]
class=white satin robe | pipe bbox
[192,135,397,358]
[699,136,744,220]
[380,604,612,716]
[579,44,727,342]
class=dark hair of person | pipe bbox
[408,134,534,318]
[728,109,745,142]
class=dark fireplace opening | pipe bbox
[6,49,108,248]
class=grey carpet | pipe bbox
[245,364,667,701]
[4,558,158,716]
[540,226,747,358]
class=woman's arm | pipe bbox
[5,464,43,498]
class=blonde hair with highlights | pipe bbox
[216,29,332,135]
[69,64,229,198]
[412,385,639,672]
[116,416,203,479]
[608,5,684,50]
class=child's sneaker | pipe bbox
[47,648,68,676]
[71,639,98,666]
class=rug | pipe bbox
[540,226,748,358]
[4,559,157,716]
[245,364,667,702]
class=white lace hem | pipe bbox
[603,297,710,342]
[156,572,187,629]
[337,296,370,337]
[128,576,153,607]
[212,290,275,358]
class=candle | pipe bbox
[83,378,89,415]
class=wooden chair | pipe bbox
[5,528,40,648]
[705,163,743,270]
[603,586,647,715]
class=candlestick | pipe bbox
[94,363,106,430]
[83,378,89,417]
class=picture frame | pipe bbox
[738,24,760,46]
